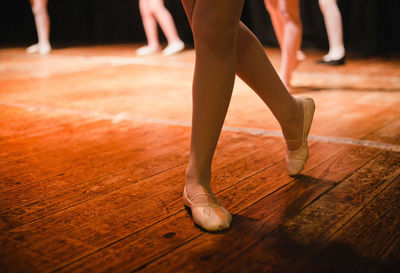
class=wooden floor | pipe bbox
[1,44,400,273]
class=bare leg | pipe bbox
[236,22,303,143]
[264,0,305,62]
[150,0,182,45]
[181,0,303,198]
[181,0,313,231]
[319,0,345,61]
[27,0,51,54]
[264,0,302,88]
[137,0,161,55]
[264,0,284,47]
[182,0,244,199]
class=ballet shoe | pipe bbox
[38,45,51,55]
[162,41,184,56]
[136,45,160,56]
[183,186,231,231]
[316,55,346,65]
[297,50,306,62]
[285,97,315,176]
[26,44,39,54]
[26,43,51,55]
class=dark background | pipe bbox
[1,0,399,56]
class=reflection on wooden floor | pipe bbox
[1,45,399,273]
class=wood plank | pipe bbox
[294,176,400,273]
[1,45,399,273]
[0,119,134,162]
[0,105,87,142]
[0,122,190,194]
[215,151,400,273]
[0,128,251,227]
[0,118,183,170]
[136,145,378,273]
[1,136,286,272]
[0,64,194,124]
[225,88,400,140]
[55,143,374,273]
[3,47,400,142]
[363,116,400,145]
[4,54,400,143]
[282,151,400,244]
[311,92,400,140]
[0,144,187,230]
[0,247,53,273]
[1,133,279,234]
[381,236,400,267]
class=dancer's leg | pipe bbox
[27,0,51,54]
[181,0,311,230]
[138,0,160,50]
[236,21,303,142]
[319,0,345,61]
[181,0,244,198]
[182,2,303,152]
[264,0,302,88]
[265,0,305,62]
[150,0,182,45]
[264,0,284,47]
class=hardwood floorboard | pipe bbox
[0,118,135,163]
[0,136,282,272]
[0,106,87,143]
[53,141,337,273]
[0,123,189,195]
[132,145,379,273]
[297,176,400,273]
[0,126,257,227]
[0,111,188,183]
[215,151,400,273]
[1,45,399,273]
[0,120,189,195]
[381,234,400,266]
[363,116,400,145]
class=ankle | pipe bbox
[185,168,211,185]
[325,47,345,61]
[280,98,304,147]
[185,167,212,195]
[280,98,301,125]
[39,42,50,47]
[146,43,160,49]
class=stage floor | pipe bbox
[1,45,399,273]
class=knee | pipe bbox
[192,14,237,56]
[31,1,46,15]
[148,0,165,13]
[279,5,301,25]
[139,0,151,15]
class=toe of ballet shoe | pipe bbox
[162,41,184,56]
[286,152,308,176]
[191,206,232,231]
[27,44,51,55]
[183,187,231,231]
[39,45,51,55]
[26,44,39,54]
[136,46,159,56]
